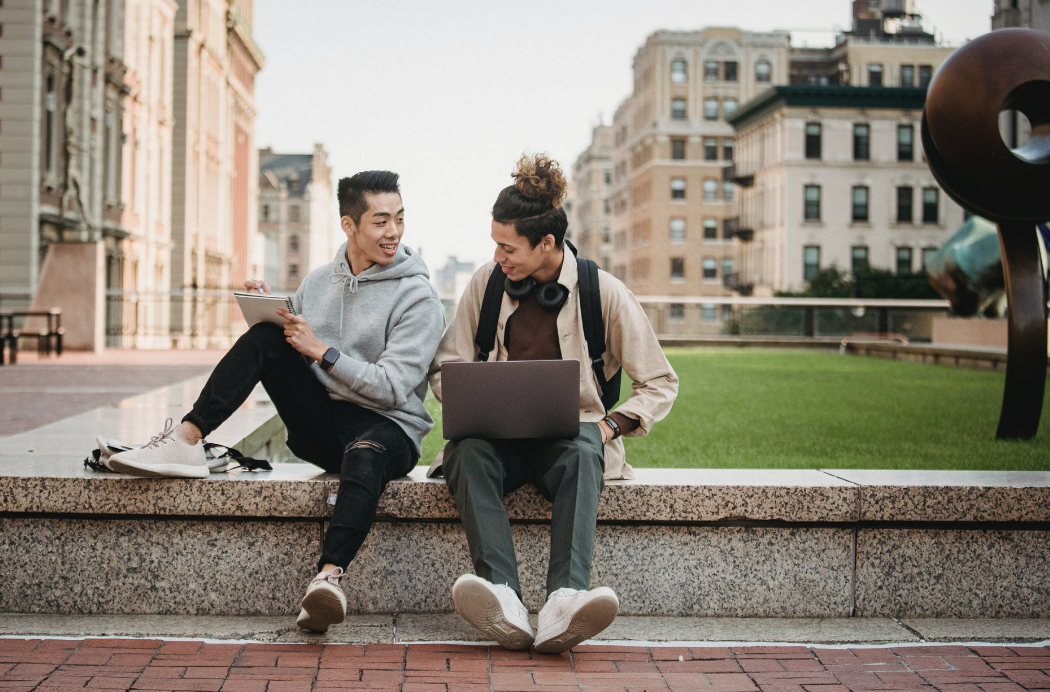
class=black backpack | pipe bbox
[473,242,623,412]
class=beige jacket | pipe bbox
[427,255,678,480]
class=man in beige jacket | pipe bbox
[428,154,678,654]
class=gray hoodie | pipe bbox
[292,242,444,455]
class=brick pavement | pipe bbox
[1,638,1048,692]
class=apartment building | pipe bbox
[258,144,336,293]
[602,27,791,298]
[568,125,614,267]
[169,0,263,347]
[992,0,1050,31]
[0,0,127,350]
[726,85,964,295]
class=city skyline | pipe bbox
[252,0,994,269]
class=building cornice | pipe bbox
[727,85,929,131]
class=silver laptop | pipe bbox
[441,360,580,440]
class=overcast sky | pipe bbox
[252,0,994,270]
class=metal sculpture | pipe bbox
[922,28,1050,439]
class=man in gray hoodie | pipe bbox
[107,171,445,633]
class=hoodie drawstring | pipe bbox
[330,264,359,337]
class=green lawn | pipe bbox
[420,348,1050,471]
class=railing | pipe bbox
[637,296,950,342]
[104,290,246,349]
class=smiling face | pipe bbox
[491,220,561,283]
[342,192,404,275]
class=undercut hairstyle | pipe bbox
[492,153,568,248]
[337,170,401,225]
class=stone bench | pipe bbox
[0,375,1048,620]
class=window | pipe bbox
[923,187,940,223]
[722,219,734,240]
[669,303,685,323]
[922,247,938,270]
[722,258,735,279]
[703,98,719,120]
[851,246,869,276]
[671,98,687,120]
[703,138,718,161]
[702,258,717,280]
[896,247,913,275]
[852,186,870,222]
[724,61,738,82]
[670,58,688,84]
[918,64,933,88]
[804,246,821,282]
[804,185,821,221]
[868,63,883,87]
[670,258,685,281]
[701,304,717,322]
[723,98,739,119]
[604,169,611,185]
[722,181,735,203]
[262,204,270,222]
[755,60,771,83]
[289,205,300,223]
[44,72,56,173]
[703,179,718,202]
[805,122,822,159]
[671,178,686,200]
[671,138,686,160]
[670,218,686,243]
[288,234,300,252]
[853,124,870,161]
[723,140,734,161]
[704,60,719,81]
[900,64,915,87]
[703,218,718,240]
[288,263,299,280]
[897,186,913,223]
[897,124,914,161]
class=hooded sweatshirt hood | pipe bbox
[291,241,444,455]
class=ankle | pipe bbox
[176,423,202,445]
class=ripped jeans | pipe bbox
[183,322,418,570]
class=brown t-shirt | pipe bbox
[504,286,638,435]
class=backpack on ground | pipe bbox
[473,241,623,412]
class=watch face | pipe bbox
[323,348,339,368]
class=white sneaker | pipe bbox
[97,433,231,473]
[296,568,347,633]
[533,587,619,654]
[106,419,209,479]
[452,574,534,650]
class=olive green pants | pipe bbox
[442,423,605,598]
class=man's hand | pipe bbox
[597,419,614,444]
[277,309,327,363]
[244,278,272,294]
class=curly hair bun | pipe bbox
[512,153,567,208]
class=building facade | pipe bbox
[258,144,335,293]
[992,0,1050,31]
[726,86,964,295]
[116,0,177,347]
[0,0,127,350]
[169,0,263,347]
[568,125,614,268]
[600,27,791,299]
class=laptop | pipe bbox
[441,360,580,440]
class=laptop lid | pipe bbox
[441,360,580,440]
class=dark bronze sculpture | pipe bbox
[922,28,1050,439]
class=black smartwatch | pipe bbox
[320,347,339,372]
[600,415,620,440]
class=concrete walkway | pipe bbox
[1,634,1048,692]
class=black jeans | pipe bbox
[183,322,418,570]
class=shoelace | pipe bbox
[314,567,345,586]
[143,418,178,448]
[494,583,529,618]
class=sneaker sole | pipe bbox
[453,578,533,650]
[297,588,346,634]
[107,458,210,479]
[534,590,619,655]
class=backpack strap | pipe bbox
[576,255,622,412]
[474,264,507,362]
